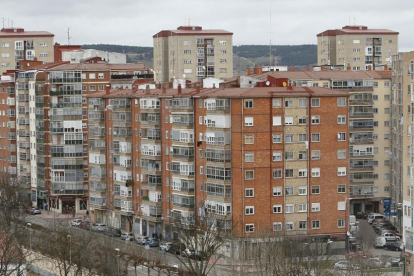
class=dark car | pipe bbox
[145,238,160,247]
[169,242,186,255]
[110,228,122,237]
[384,241,403,251]
[80,221,91,229]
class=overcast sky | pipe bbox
[1,0,413,51]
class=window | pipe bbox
[245,153,254,162]
[244,117,253,126]
[244,135,254,144]
[245,224,254,233]
[373,95,378,100]
[298,151,307,160]
[285,134,294,143]
[284,99,293,108]
[311,168,320,177]
[272,169,282,178]
[299,221,307,229]
[298,134,307,142]
[245,188,254,197]
[89,73,96,79]
[311,186,320,195]
[337,184,346,193]
[311,203,320,212]
[338,219,345,228]
[384,95,390,101]
[337,97,346,106]
[298,169,307,178]
[311,133,320,142]
[245,170,254,180]
[184,60,192,64]
[311,150,320,160]
[298,186,307,195]
[337,149,346,159]
[298,204,307,212]
[285,186,293,195]
[273,116,282,126]
[312,220,320,229]
[337,115,346,124]
[298,98,307,107]
[311,98,320,107]
[245,206,254,215]
[298,116,307,125]
[285,169,293,178]
[338,167,346,176]
[384,121,390,127]
[284,151,293,160]
[273,187,282,196]
[337,132,346,141]
[98,73,104,79]
[273,151,282,161]
[272,134,282,143]
[273,205,282,213]
[285,204,294,213]
[219,59,227,63]
[311,116,320,124]
[273,222,282,231]
[244,99,253,109]
[272,98,281,108]
[284,116,294,125]
[89,85,96,91]
[286,222,294,231]
[183,50,192,54]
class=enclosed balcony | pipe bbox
[171,194,195,209]
[349,119,374,130]
[142,174,162,187]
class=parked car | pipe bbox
[95,223,106,232]
[169,242,186,255]
[88,223,98,231]
[145,238,160,247]
[71,219,83,226]
[30,208,41,215]
[109,228,122,237]
[385,257,402,268]
[136,236,150,245]
[380,229,402,238]
[80,221,91,229]
[383,241,403,251]
[121,232,135,241]
[25,207,35,214]
[334,260,359,270]
[368,213,384,224]
[160,242,172,252]
[382,232,400,241]
[374,237,387,248]
[367,258,383,269]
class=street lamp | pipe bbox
[115,248,120,276]
[67,235,72,267]
[27,223,32,250]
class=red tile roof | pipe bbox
[317,26,398,37]
[0,28,53,38]
[266,70,392,80]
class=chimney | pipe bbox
[347,66,351,71]
[196,84,200,93]
[162,85,167,94]
[246,66,251,76]
[212,83,216,89]
[305,66,310,71]
[105,84,111,95]
[290,66,295,71]
[178,84,182,94]
[367,65,372,71]
[383,65,388,70]
[145,85,150,95]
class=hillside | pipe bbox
[81,44,317,73]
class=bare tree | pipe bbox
[0,175,34,276]
[173,212,231,276]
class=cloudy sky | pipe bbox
[1,0,413,51]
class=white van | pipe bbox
[349,215,356,226]
[374,237,386,248]
[382,232,400,241]
[368,213,383,224]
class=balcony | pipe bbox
[142,175,162,187]
[350,159,375,170]
[350,185,377,197]
[141,204,162,218]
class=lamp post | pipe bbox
[115,248,120,276]
[27,223,32,250]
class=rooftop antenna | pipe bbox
[2,18,4,28]
[353,17,356,26]
[269,1,273,67]
[188,17,190,26]
[67,27,72,45]
[11,20,13,27]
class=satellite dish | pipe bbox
[265,81,270,86]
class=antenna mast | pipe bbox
[269,2,273,66]
[67,28,72,45]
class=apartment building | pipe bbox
[391,51,414,255]
[0,71,17,180]
[88,84,349,250]
[153,26,233,83]
[317,26,398,70]
[15,61,152,214]
[0,27,54,74]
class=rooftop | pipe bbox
[266,70,392,80]
[89,86,348,99]
[0,27,54,38]
[153,26,233,38]
[317,25,399,37]
[23,62,151,72]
